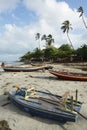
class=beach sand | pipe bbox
[0,63,87,130]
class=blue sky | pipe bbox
[58,0,86,10]
[0,0,87,61]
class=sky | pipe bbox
[0,0,87,61]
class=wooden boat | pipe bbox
[8,86,82,122]
[30,62,53,70]
[1,62,53,72]
[49,70,87,81]
[1,62,47,72]
[2,66,47,72]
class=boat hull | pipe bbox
[50,71,87,81]
[10,98,76,122]
[3,67,45,72]
[9,89,82,122]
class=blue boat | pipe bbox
[8,87,82,122]
[2,66,46,72]
[1,62,52,72]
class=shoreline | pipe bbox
[0,63,87,130]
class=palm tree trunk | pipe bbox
[82,15,87,29]
[67,33,74,49]
[38,39,40,49]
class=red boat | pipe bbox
[49,70,87,81]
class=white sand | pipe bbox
[0,64,87,130]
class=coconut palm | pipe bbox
[61,20,74,49]
[41,34,54,47]
[35,33,41,49]
[77,6,87,29]
[47,34,54,46]
[41,34,46,41]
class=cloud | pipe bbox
[0,0,87,61]
[0,0,21,12]
[23,0,87,46]
[0,24,37,53]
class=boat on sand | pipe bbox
[1,62,52,72]
[8,86,82,122]
[49,70,87,81]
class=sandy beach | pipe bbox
[0,63,87,130]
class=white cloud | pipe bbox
[0,0,20,12]
[25,0,87,46]
[0,24,37,53]
[0,0,87,61]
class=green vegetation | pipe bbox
[76,44,87,61]
[20,44,87,63]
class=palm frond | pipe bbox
[77,6,83,17]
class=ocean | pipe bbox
[0,61,24,71]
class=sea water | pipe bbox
[0,61,24,71]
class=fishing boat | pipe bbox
[8,86,82,122]
[30,62,53,70]
[2,66,47,72]
[1,62,53,72]
[49,70,87,81]
[1,62,48,72]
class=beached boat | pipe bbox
[8,86,82,122]
[49,70,87,81]
[2,66,47,72]
[30,62,53,70]
[1,62,48,72]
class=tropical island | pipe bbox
[20,6,87,64]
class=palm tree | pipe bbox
[61,20,74,49]
[77,6,87,29]
[47,34,54,46]
[41,34,54,47]
[41,34,46,41]
[35,33,41,49]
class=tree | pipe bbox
[20,52,33,61]
[33,48,44,59]
[41,34,46,41]
[59,44,73,52]
[47,34,54,46]
[61,20,74,49]
[59,44,74,58]
[43,46,56,62]
[76,44,87,61]
[35,33,41,49]
[77,6,87,29]
[41,34,54,47]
